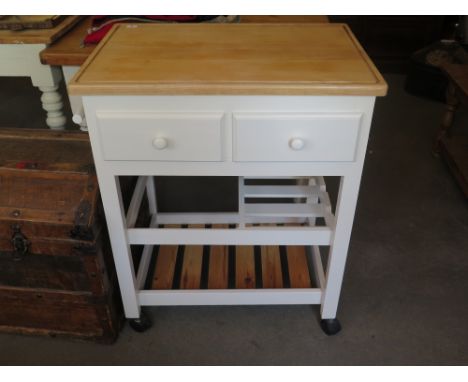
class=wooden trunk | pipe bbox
[0,280,121,343]
[0,128,123,342]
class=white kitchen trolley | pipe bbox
[69,23,387,335]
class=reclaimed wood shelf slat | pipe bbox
[150,226,315,291]
[207,225,230,289]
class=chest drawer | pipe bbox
[233,112,363,162]
[96,111,225,161]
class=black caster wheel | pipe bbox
[320,318,342,336]
[129,311,152,333]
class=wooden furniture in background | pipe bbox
[0,128,122,342]
[0,16,66,31]
[69,23,387,335]
[0,16,82,130]
[39,16,94,67]
[433,64,468,198]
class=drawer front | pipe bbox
[96,111,225,161]
[233,112,363,162]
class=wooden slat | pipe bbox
[152,225,179,290]
[235,246,255,289]
[208,225,229,289]
[152,245,178,290]
[261,246,283,288]
[286,246,312,288]
[180,225,204,289]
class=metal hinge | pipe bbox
[11,225,29,261]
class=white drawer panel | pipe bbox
[233,112,362,162]
[96,111,225,161]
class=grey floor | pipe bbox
[0,74,467,365]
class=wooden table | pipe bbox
[40,16,330,67]
[0,16,82,129]
[69,23,386,335]
[40,16,329,130]
[433,64,468,198]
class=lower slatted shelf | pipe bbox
[147,226,316,291]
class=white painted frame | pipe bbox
[83,95,375,320]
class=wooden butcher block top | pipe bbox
[68,23,387,96]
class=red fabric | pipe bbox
[83,16,200,45]
[15,161,37,169]
[84,23,114,45]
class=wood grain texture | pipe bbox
[0,284,121,343]
[152,224,180,289]
[208,225,229,289]
[180,225,204,289]
[0,232,111,296]
[261,246,283,288]
[40,16,327,67]
[0,16,66,31]
[150,243,314,291]
[0,16,82,44]
[40,16,94,65]
[68,23,387,96]
[235,246,255,289]
[0,129,99,248]
[152,245,178,290]
[286,246,312,288]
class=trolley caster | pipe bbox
[320,318,342,336]
[128,311,152,333]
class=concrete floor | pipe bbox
[0,74,467,365]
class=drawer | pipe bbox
[96,111,225,161]
[233,112,363,162]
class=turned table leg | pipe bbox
[433,82,459,155]
[38,86,67,130]
[0,44,68,130]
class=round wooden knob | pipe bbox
[289,138,305,150]
[152,137,168,150]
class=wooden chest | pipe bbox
[0,128,123,343]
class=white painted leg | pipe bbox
[62,66,87,131]
[98,173,141,318]
[146,176,157,216]
[321,174,362,320]
[38,86,67,130]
